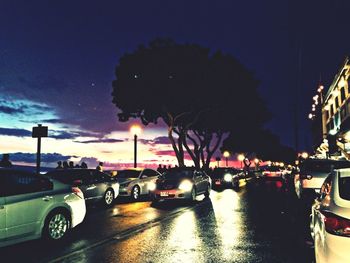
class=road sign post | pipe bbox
[32,124,48,174]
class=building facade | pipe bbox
[319,57,350,157]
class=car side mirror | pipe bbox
[73,179,83,186]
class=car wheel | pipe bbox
[204,184,211,198]
[104,189,115,206]
[131,185,140,201]
[44,210,70,241]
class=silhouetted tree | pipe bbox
[222,129,296,164]
[112,38,269,168]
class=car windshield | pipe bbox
[301,160,350,173]
[339,173,350,201]
[116,170,140,178]
[162,170,194,179]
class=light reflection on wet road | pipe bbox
[1,179,315,263]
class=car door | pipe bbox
[79,171,100,202]
[0,196,5,241]
[91,170,108,198]
[193,171,205,193]
[0,175,6,241]
[5,171,54,240]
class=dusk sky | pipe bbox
[1,1,350,168]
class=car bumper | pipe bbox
[119,186,131,196]
[69,197,86,228]
[152,189,192,200]
[317,232,350,263]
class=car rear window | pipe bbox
[301,160,350,173]
[339,173,350,201]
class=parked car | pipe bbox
[151,168,211,202]
[45,169,119,206]
[262,166,283,177]
[116,168,161,200]
[0,168,86,247]
[210,168,242,188]
[294,158,350,200]
[310,168,350,263]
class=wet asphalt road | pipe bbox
[1,177,315,263]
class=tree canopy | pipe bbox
[112,38,270,168]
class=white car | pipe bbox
[294,159,350,200]
[310,168,350,263]
[0,169,86,248]
[116,169,161,200]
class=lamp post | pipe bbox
[237,154,245,169]
[130,125,142,168]
[223,151,230,167]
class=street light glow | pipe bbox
[223,151,230,158]
[130,125,142,136]
[237,154,245,162]
[301,152,309,159]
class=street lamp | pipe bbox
[130,124,142,168]
[237,154,245,169]
[223,151,230,167]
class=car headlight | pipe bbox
[148,182,156,191]
[178,180,193,192]
[224,173,233,182]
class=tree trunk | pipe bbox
[167,113,185,167]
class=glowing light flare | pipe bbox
[130,125,142,136]
[148,182,156,191]
[237,154,245,162]
[223,151,230,158]
[178,180,193,191]
[224,173,233,182]
[300,152,309,159]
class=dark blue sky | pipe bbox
[1,0,350,151]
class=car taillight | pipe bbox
[322,211,350,237]
[72,187,84,199]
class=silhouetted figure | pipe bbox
[63,161,69,169]
[56,161,63,169]
[75,164,80,168]
[162,165,167,172]
[168,165,171,170]
[69,161,74,168]
[157,164,163,173]
[96,162,104,172]
[0,154,12,168]
[81,162,88,169]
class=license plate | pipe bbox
[160,192,169,197]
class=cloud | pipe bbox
[8,152,74,163]
[0,127,31,137]
[0,105,24,114]
[75,138,125,144]
[153,136,171,144]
